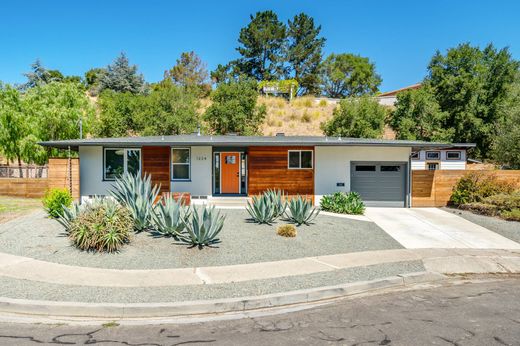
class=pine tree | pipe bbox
[98,53,145,94]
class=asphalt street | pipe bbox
[0,277,518,345]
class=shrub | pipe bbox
[284,195,320,226]
[277,224,297,237]
[68,198,133,252]
[153,196,189,237]
[109,172,160,232]
[459,202,499,216]
[319,99,327,107]
[482,192,520,210]
[450,173,515,206]
[43,188,73,218]
[501,208,520,222]
[246,194,277,224]
[179,206,225,247]
[320,192,365,215]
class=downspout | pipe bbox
[407,151,413,208]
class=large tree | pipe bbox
[320,53,382,98]
[286,13,325,95]
[164,51,210,96]
[321,96,386,138]
[97,53,146,94]
[391,86,453,141]
[93,91,140,137]
[204,79,266,135]
[426,43,519,157]
[236,10,286,81]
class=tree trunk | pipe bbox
[17,157,23,178]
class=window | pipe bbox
[381,165,401,172]
[446,151,461,160]
[411,152,420,160]
[355,165,376,172]
[103,148,141,180]
[426,151,440,160]
[171,148,190,180]
[288,150,313,169]
[427,162,439,171]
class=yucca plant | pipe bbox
[153,196,189,237]
[109,172,160,232]
[264,189,287,217]
[246,194,277,224]
[179,206,225,248]
[285,195,320,226]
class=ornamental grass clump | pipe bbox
[109,172,160,232]
[320,191,365,215]
[179,206,225,248]
[277,224,297,237]
[68,198,133,253]
[152,196,189,237]
[285,195,320,226]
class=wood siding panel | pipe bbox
[142,146,170,195]
[412,170,520,207]
[248,146,314,196]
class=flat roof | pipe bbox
[39,135,476,151]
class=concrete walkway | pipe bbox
[365,207,520,249]
[0,248,519,288]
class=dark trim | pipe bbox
[425,150,441,160]
[446,150,462,160]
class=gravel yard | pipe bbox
[442,207,520,243]
[0,261,423,303]
[0,208,402,269]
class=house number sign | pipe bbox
[195,156,207,161]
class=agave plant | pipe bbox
[246,194,277,224]
[264,189,287,217]
[152,196,189,237]
[179,206,224,247]
[109,172,160,232]
[57,202,83,231]
[284,195,320,226]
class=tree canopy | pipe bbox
[97,53,146,94]
[164,51,210,96]
[320,53,382,98]
[204,79,266,135]
[321,96,386,138]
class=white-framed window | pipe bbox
[288,150,313,169]
[411,152,420,160]
[427,162,439,171]
[171,147,190,180]
[426,151,440,160]
[103,148,141,180]
[446,151,461,160]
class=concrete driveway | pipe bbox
[365,207,520,249]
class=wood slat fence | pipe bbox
[412,170,520,207]
[0,158,79,199]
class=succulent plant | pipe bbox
[109,172,160,232]
[57,202,83,231]
[179,206,225,247]
[284,195,320,226]
[152,196,189,237]
[264,189,287,217]
[246,194,277,224]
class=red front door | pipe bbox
[221,153,240,194]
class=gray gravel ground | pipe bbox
[0,261,423,303]
[0,209,402,269]
[442,207,520,243]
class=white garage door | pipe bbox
[350,162,407,207]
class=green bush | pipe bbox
[320,192,365,215]
[178,206,225,247]
[450,173,515,206]
[482,192,520,210]
[68,198,133,252]
[284,196,320,226]
[109,172,160,232]
[501,208,520,222]
[42,188,73,218]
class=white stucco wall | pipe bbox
[314,146,411,204]
[412,149,467,170]
[171,146,212,196]
[79,146,114,200]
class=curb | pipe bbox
[0,271,445,322]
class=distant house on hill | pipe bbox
[377,83,422,106]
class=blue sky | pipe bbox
[0,0,519,91]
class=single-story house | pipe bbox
[41,135,475,208]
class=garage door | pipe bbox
[350,162,407,207]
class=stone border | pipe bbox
[0,271,445,323]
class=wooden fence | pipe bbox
[0,158,79,199]
[412,170,520,207]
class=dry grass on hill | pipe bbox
[258,96,338,136]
